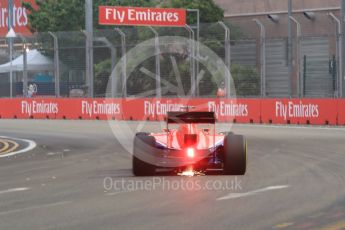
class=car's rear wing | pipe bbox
[167,111,216,124]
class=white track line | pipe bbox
[217,185,290,201]
[0,200,71,216]
[0,187,30,195]
[0,136,36,158]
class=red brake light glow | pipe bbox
[187,148,195,158]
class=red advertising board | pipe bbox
[0,98,123,120]
[0,98,343,126]
[261,99,338,125]
[114,98,261,123]
[99,6,186,27]
[0,0,37,37]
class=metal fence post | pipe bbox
[328,13,342,98]
[187,9,200,96]
[303,55,307,95]
[148,26,161,98]
[48,32,60,97]
[114,28,127,97]
[331,55,337,92]
[9,38,13,97]
[290,16,302,98]
[17,34,27,97]
[23,44,28,97]
[253,19,266,97]
[218,21,231,98]
[8,0,14,98]
[85,0,94,98]
[185,25,196,97]
[339,0,345,98]
[94,37,117,97]
[288,0,292,97]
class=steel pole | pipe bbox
[85,0,94,97]
[187,9,200,96]
[196,9,200,96]
[253,19,266,97]
[17,34,27,97]
[288,0,292,97]
[148,26,161,98]
[9,39,13,98]
[290,16,302,98]
[114,28,127,97]
[8,0,13,98]
[328,13,342,98]
[23,44,28,97]
[341,0,345,98]
[48,32,60,97]
[218,21,231,98]
[185,25,195,97]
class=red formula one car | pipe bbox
[132,110,247,176]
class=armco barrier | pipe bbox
[0,98,343,126]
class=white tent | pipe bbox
[0,49,54,73]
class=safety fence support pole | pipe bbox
[148,26,161,98]
[9,37,13,98]
[8,0,13,98]
[218,21,231,98]
[328,13,342,98]
[185,25,196,97]
[288,0,292,97]
[289,16,302,98]
[185,25,197,97]
[48,32,60,97]
[17,34,27,97]
[23,44,27,97]
[253,19,266,97]
[303,55,307,96]
[85,0,94,98]
[339,0,345,98]
[187,9,199,96]
[114,28,127,98]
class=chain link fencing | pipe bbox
[0,20,341,98]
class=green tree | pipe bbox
[165,0,224,24]
[23,0,156,32]
[24,0,223,32]
[23,0,85,32]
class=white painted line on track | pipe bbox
[0,201,71,216]
[106,190,135,196]
[0,187,30,195]
[0,136,36,158]
[106,191,126,196]
[217,185,290,201]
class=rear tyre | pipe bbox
[223,134,247,175]
[132,133,157,176]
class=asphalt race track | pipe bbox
[0,120,345,230]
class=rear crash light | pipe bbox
[187,148,195,158]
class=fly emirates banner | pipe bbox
[99,6,186,27]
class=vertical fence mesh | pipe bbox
[0,21,340,98]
